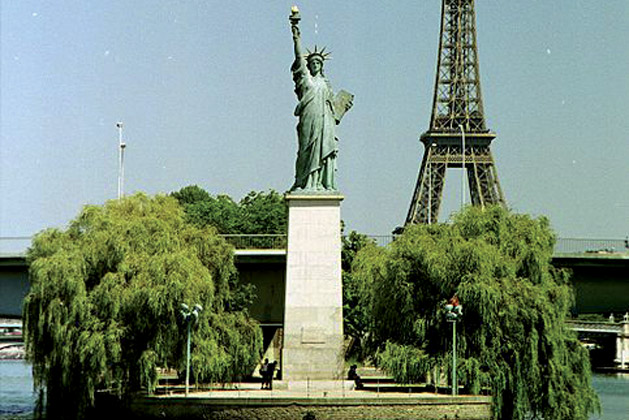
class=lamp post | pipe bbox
[458,124,466,211]
[116,122,126,199]
[180,303,203,397]
[444,298,463,396]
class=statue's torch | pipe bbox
[290,5,301,26]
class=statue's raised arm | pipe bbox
[289,6,303,63]
[288,6,353,193]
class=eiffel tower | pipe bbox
[406,0,506,225]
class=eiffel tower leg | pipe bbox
[406,149,431,225]
[406,146,447,225]
[429,160,447,223]
[467,148,505,207]
[468,164,482,207]
[488,163,506,206]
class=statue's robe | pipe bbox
[291,57,337,191]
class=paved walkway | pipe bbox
[154,381,467,401]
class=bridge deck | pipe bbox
[567,321,623,334]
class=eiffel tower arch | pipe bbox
[406,0,506,226]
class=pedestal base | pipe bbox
[282,194,345,382]
[273,380,355,392]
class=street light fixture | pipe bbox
[444,297,463,396]
[180,303,203,397]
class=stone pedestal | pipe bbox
[282,194,344,383]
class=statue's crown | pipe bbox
[306,45,331,63]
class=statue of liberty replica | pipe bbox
[289,6,353,193]
[282,6,353,384]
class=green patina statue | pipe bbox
[289,6,353,193]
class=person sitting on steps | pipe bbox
[347,364,363,389]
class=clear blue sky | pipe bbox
[2,1,628,240]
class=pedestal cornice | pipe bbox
[285,193,344,202]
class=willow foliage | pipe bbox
[353,206,599,420]
[23,193,263,419]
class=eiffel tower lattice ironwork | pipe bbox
[406,0,506,226]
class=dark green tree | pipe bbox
[171,186,287,234]
[170,184,212,205]
[238,190,288,234]
[353,205,599,420]
[23,193,263,419]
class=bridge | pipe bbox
[567,318,629,369]
[2,236,629,366]
[2,236,629,318]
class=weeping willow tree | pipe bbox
[23,193,263,419]
[353,205,599,420]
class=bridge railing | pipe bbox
[223,234,396,249]
[0,235,290,252]
[360,235,394,247]
[2,236,627,253]
[566,319,623,334]
[356,237,629,254]
[221,236,629,252]
[220,234,287,250]
[0,237,31,256]
[554,238,628,255]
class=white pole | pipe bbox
[428,160,432,225]
[120,142,125,198]
[428,143,436,224]
[452,320,457,396]
[116,122,126,199]
[459,124,465,211]
[185,320,191,397]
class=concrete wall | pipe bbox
[553,257,629,314]
[573,267,629,313]
[236,261,285,325]
[0,262,29,317]
[236,260,285,373]
[96,395,493,420]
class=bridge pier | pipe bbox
[615,314,629,369]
